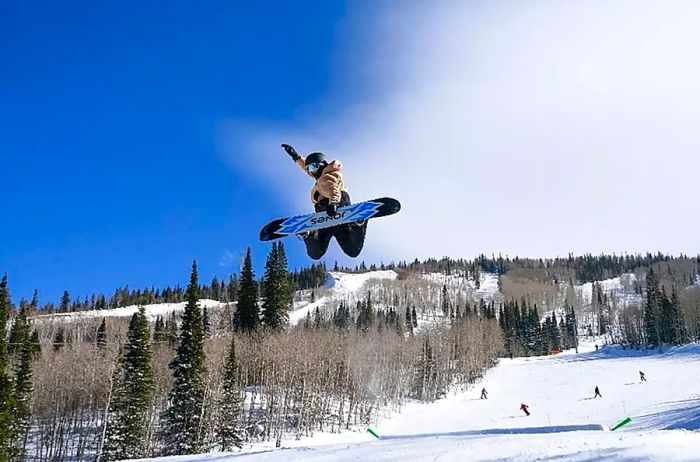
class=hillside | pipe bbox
[13,261,700,461]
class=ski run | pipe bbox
[129,338,700,461]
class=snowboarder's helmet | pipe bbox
[305,152,327,178]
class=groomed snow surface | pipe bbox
[133,339,700,462]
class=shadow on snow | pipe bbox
[380,424,605,441]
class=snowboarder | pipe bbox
[282,144,368,260]
[594,386,602,398]
[481,388,488,399]
[520,403,530,416]
[639,371,647,382]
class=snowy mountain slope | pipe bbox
[133,339,700,461]
[577,273,642,307]
[288,270,398,325]
[30,299,226,323]
[422,271,502,303]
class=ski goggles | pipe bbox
[306,163,323,175]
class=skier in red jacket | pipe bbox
[520,403,530,416]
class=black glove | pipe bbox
[326,203,337,217]
[281,143,301,161]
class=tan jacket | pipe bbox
[295,157,346,205]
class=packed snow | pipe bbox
[132,339,700,461]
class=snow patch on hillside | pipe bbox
[577,273,641,307]
[30,299,227,323]
[325,270,398,293]
[421,272,502,303]
[288,270,398,325]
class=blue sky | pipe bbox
[1,1,359,303]
[4,1,700,305]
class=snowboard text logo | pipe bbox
[278,201,382,235]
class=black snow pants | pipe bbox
[303,191,367,260]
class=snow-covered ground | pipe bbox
[288,270,398,325]
[30,299,226,322]
[421,271,502,303]
[577,273,642,307]
[131,338,700,461]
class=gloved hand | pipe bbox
[326,203,337,217]
[281,143,300,161]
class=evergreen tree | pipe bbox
[30,289,38,311]
[29,330,41,360]
[215,336,243,450]
[160,262,207,455]
[314,306,322,329]
[567,307,579,351]
[412,306,418,328]
[393,309,404,336]
[234,248,259,333]
[203,306,212,338]
[441,285,450,317]
[404,306,414,335]
[669,287,686,344]
[644,268,662,347]
[414,337,437,401]
[8,303,29,356]
[96,318,108,348]
[102,307,155,460]
[547,313,562,351]
[0,275,16,461]
[166,313,178,346]
[53,328,66,352]
[10,325,34,459]
[355,293,375,332]
[210,277,220,300]
[153,316,167,344]
[262,242,291,330]
[59,290,71,313]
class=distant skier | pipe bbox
[594,386,602,398]
[282,144,367,259]
[520,403,530,416]
[595,344,599,351]
[481,388,488,399]
[639,371,647,382]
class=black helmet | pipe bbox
[305,152,328,178]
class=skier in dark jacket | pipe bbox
[639,371,647,382]
[481,388,488,399]
[282,144,367,259]
[594,386,602,398]
[520,403,530,416]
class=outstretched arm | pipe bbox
[281,144,307,172]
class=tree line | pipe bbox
[1,244,504,460]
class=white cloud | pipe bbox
[219,249,238,268]
[221,0,700,262]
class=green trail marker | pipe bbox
[611,417,632,431]
[367,427,380,439]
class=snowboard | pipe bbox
[260,197,401,242]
